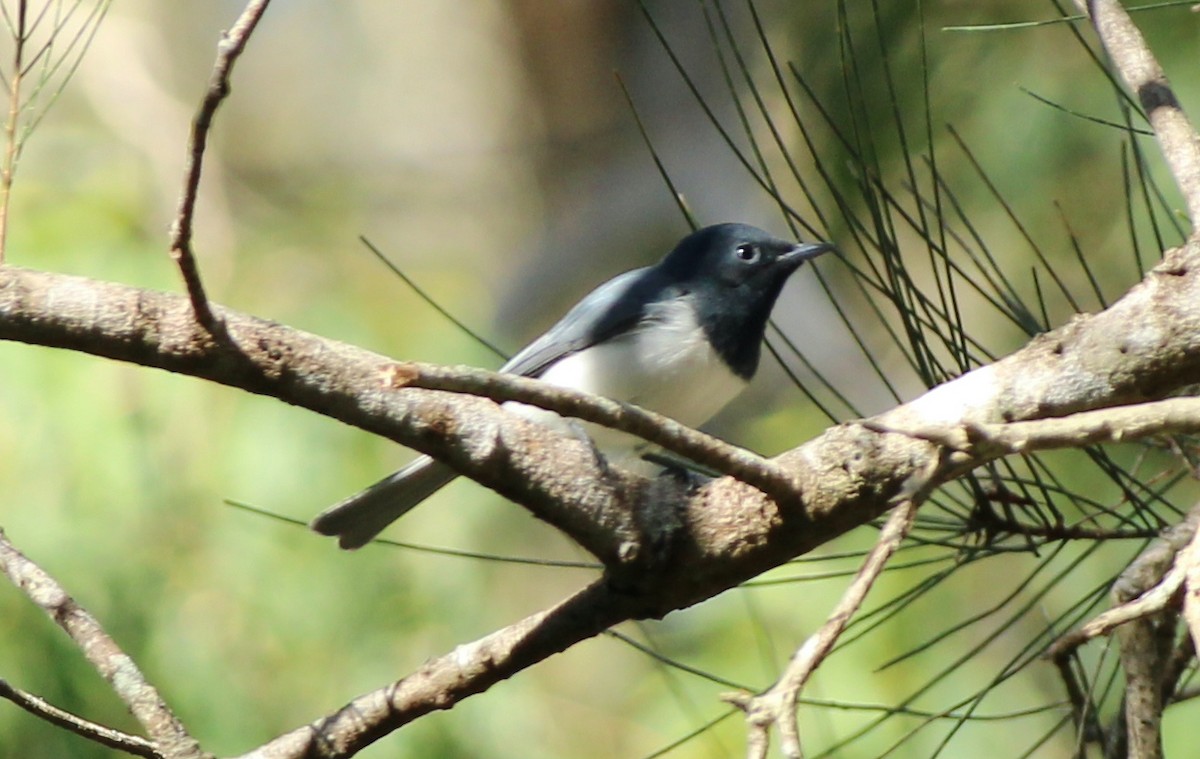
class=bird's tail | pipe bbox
[309,456,457,549]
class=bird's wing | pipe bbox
[501,266,664,378]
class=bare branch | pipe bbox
[1110,504,1198,759]
[874,396,1200,458]
[1046,504,1200,661]
[3,241,1200,602]
[168,0,271,334]
[237,579,634,759]
[0,530,207,759]
[1080,0,1200,226]
[390,361,803,505]
[0,679,161,759]
[723,499,920,759]
[1044,560,1184,660]
[1179,519,1200,672]
[1045,505,1200,757]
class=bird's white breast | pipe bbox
[511,295,748,464]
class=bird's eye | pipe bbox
[735,244,758,262]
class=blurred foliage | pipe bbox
[1,1,1200,758]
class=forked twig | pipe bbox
[1045,504,1200,757]
[0,530,206,759]
[168,0,271,334]
[1046,503,1200,661]
[723,499,921,759]
[1044,560,1185,662]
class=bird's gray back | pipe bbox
[501,266,668,378]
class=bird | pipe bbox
[311,223,833,549]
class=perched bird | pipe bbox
[311,223,833,548]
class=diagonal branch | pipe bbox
[0,679,161,759]
[723,498,922,759]
[390,361,802,505]
[168,0,271,334]
[4,241,1200,607]
[236,579,634,759]
[1080,0,1200,226]
[0,530,207,759]
[1046,503,1200,758]
[1044,539,1191,662]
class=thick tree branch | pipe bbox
[0,264,649,567]
[0,531,206,759]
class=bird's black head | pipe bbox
[656,223,833,378]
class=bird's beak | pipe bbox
[778,240,835,267]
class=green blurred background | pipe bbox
[1,1,1199,757]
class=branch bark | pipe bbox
[0,679,161,759]
[726,498,922,759]
[169,0,272,333]
[0,0,1196,757]
[237,580,633,759]
[1080,0,1200,224]
[0,531,207,759]
[6,237,1200,754]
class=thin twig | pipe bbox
[1052,656,1103,754]
[723,499,921,759]
[1044,561,1184,660]
[168,0,271,334]
[870,397,1200,458]
[1046,505,1200,661]
[0,678,161,759]
[0,0,27,263]
[388,360,804,507]
[0,530,207,759]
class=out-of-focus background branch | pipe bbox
[3,1,1200,757]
